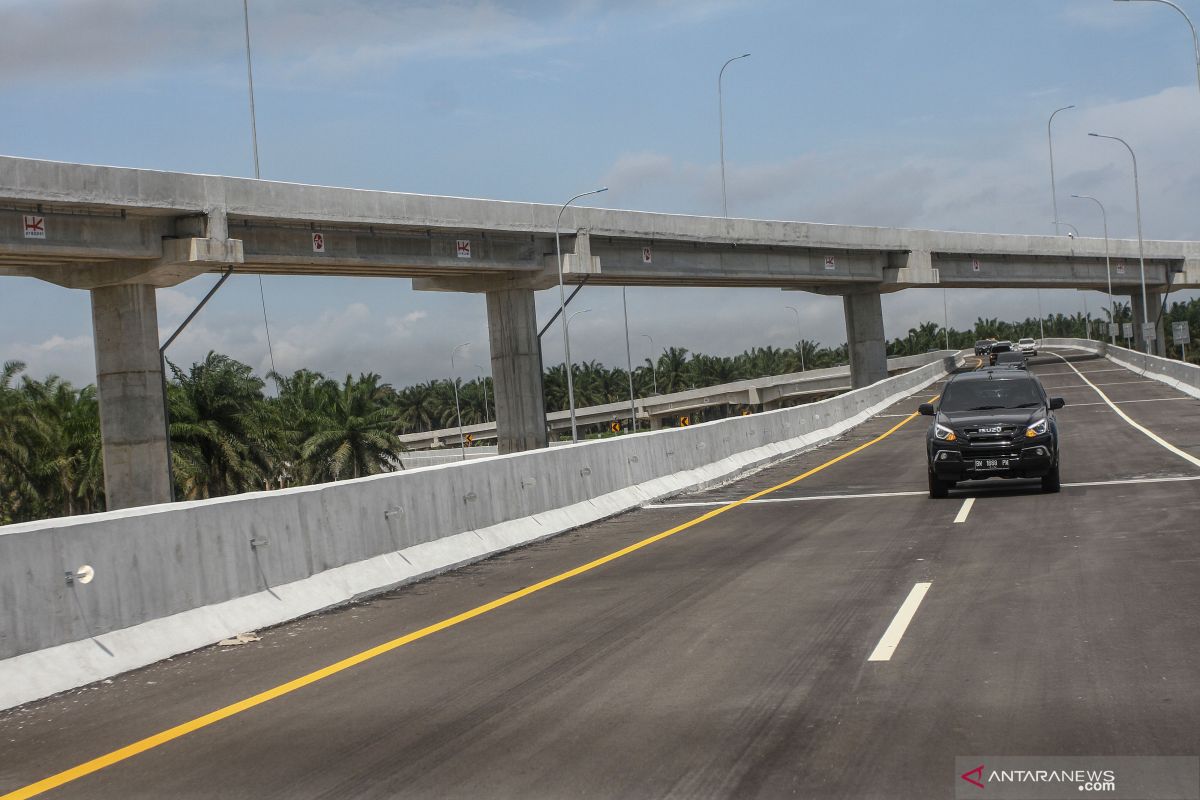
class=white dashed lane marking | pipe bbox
[868,583,932,662]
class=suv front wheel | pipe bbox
[1041,460,1061,493]
[928,470,951,499]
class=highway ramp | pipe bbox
[2,348,1198,800]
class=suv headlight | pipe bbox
[934,423,957,441]
[1024,418,1048,437]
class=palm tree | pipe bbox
[658,347,690,393]
[0,361,37,522]
[168,352,271,500]
[20,376,104,516]
[394,381,440,432]
[300,374,405,481]
[543,364,569,412]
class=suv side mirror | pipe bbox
[1049,397,1065,410]
[918,403,936,416]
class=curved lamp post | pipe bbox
[555,187,608,443]
[450,342,470,460]
[641,334,658,396]
[784,305,806,372]
[1089,132,1151,353]
[475,363,489,423]
[1072,194,1117,344]
[622,288,637,432]
[1047,105,1075,236]
[1113,0,1200,93]
[718,53,751,218]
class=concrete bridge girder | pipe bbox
[930,253,1187,290]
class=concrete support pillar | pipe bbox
[90,284,171,509]
[648,415,664,430]
[842,290,888,388]
[485,288,548,454]
[1130,291,1167,356]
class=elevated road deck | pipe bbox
[3,348,1197,799]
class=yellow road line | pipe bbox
[1,392,938,800]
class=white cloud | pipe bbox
[0,0,735,84]
[602,85,1200,241]
[8,334,94,385]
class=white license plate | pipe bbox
[974,458,1011,470]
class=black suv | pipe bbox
[920,370,1065,498]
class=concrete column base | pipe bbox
[486,288,548,454]
[843,291,888,388]
[90,284,171,509]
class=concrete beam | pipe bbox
[90,284,171,509]
[5,156,1200,290]
[883,249,940,290]
[931,252,1179,290]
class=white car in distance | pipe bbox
[1017,337,1038,356]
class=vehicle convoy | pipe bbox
[1018,337,1038,356]
[988,340,1013,366]
[920,369,1065,498]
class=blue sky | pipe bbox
[3,0,1200,387]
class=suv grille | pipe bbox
[962,425,1019,451]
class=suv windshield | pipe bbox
[939,377,1043,412]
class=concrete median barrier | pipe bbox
[1042,338,1200,400]
[0,353,958,709]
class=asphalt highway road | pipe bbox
[2,348,1199,799]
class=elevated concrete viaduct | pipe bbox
[3,155,1199,508]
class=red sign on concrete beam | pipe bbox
[22,215,45,239]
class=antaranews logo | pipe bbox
[956,756,1199,799]
[960,763,1116,792]
[962,764,986,789]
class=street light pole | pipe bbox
[242,0,261,181]
[1089,132,1151,353]
[555,187,608,444]
[1072,194,1117,344]
[1114,0,1200,94]
[641,334,658,396]
[941,288,951,350]
[718,53,751,219]
[1037,289,1046,342]
[622,287,638,432]
[475,364,489,423]
[1047,105,1076,236]
[450,343,470,461]
[784,305,806,372]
